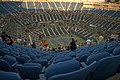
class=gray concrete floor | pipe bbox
[106,73,120,80]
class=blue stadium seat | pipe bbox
[28,53,37,60]
[86,52,110,65]
[78,54,91,62]
[15,56,27,64]
[20,54,31,62]
[41,55,53,61]
[55,54,65,60]
[3,55,19,72]
[3,55,18,67]
[112,11,120,17]
[54,57,73,64]
[91,55,120,80]
[104,47,115,54]
[45,60,80,79]
[66,51,77,57]
[24,63,42,72]
[0,49,8,56]
[0,5,8,14]
[17,65,41,80]
[48,61,97,80]
[0,71,21,80]
[93,47,105,54]
[112,46,120,55]
[76,51,90,59]
[32,58,48,67]
[0,59,11,71]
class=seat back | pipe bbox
[32,58,48,67]
[15,56,27,64]
[24,63,42,71]
[18,65,41,80]
[112,46,120,55]
[86,52,110,65]
[91,55,120,80]
[0,59,11,71]
[54,57,72,64]
[48,61,97,80]
[45,60,80,79]
[93,48,105,54]
[0,49,7,56]
[20,54,31,61]
[76,51,90,58]
[78,54,91,62]
[0,71,21,80]
[3,55,16,65]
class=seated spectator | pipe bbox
[58,45,62,52]
[0,31,8,41]
[118,33,120,41]
[110,32,116,41]
[5,36,14,45]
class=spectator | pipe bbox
[69,38,77,51]
[92,36,97,45]
[22,39,27,46]
[17,38,22,45]
[98,34,104,44]
[0,31,8,41]
[86,38,91,46]
[31,41,36,48]
[5,36,14,45]
[115,33,119,41]
[42,40,47,47]
[110,32,116,41]
[118,33,120,41]
[58,45,62,52]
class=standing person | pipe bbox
[86,38,91,46]
[31,41,36,48]
[98,34,104,44]
[42,40,47,47]
[69,38,77,51]
[92,36,97,45]
[0,31,8,41]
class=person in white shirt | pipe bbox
[17,38,22,44]
[98,35,104,44]
[115,33,119,41]
[86,38,91,46]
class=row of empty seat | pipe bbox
[0,1,83,15]
[0,2,120,18]
[84,13,120,32]
[82,8,120,17]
